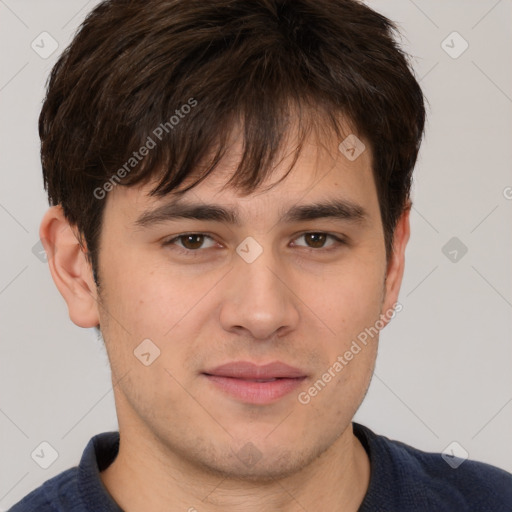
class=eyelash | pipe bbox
[162,232,346,256]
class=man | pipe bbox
[9,0,512,510]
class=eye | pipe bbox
[163,233,217,252]
[162,231,346,255]
[291,232,345,251]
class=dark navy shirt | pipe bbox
[8,422,512,511]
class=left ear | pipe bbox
[381,201,411,320]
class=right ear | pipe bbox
[39,206,100,328]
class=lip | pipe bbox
[203,361,307,379]
[202,361,308,405]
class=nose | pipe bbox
[219,246,300,341]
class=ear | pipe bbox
[40,205,100,328]
[381,201,411,321]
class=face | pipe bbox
[63,124,406,482]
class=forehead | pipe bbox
[106,124,379,226]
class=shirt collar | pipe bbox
[77,431,123,511]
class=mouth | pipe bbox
[201,361,308,404]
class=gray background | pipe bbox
[1,0,511,508]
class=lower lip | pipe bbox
[203,375,306,404]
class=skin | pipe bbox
[41,122,410,512]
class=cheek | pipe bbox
[99,248,225,350]
[99,247,174,330]
[301,256,385,336]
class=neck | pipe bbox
[100,418,370,512]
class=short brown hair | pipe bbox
[39,0,426,283]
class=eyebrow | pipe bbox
[134,197,368,228]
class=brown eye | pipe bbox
[304,233,327,248]
[293,232,344,250]
[179,234,205,250]
[163,233,217,252]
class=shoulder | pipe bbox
[390,438,512,509]
[8,467,79,512]
[354,422,512,511]
[7,431,120,512]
